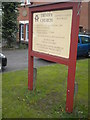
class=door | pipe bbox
[80,36,90,56]
[77,36,82,56]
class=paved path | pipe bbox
[3,49,55,72]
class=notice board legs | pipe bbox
[66,64,76,113]
[28,56,33,90]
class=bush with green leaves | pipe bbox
[2,2,20,47]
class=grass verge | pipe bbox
[2,59,88,118]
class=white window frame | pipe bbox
[19,20,29,24]
[26,24,29,41]
[21,24,24,41]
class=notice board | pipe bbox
[28,2,81,113]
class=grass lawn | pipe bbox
[2,59,88,119]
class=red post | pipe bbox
[28,11,33,90]
[28,55,33,90]
[66,63,77,112]
[66,3,81,112]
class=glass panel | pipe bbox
[81,36,90,44]
[26,24,29,40]
[21,24,24,40]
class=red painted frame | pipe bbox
[28,2,81,113]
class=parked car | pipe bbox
[77,34,90,57]
[0,53,7,70]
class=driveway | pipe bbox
[3,49,55,72]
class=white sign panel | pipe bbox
[33,9,72,58]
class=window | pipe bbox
[27,0,30,4]
[21,24,24,41]
[26,24,29,41]
[81,36,90,44]
[78,37,80,43]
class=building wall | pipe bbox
[18,6,29,21]
[80,2,89,32]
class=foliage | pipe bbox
[18,43,28,49]
[2,59,88,118]
[2,2,20,47]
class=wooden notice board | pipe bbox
[28,2,81,113]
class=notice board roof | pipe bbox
[29,2,71,8]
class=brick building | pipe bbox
[79,2,89,33]
[17,1,89,43]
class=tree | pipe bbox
[2,2,20,47]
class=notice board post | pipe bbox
[28,2,81,113]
